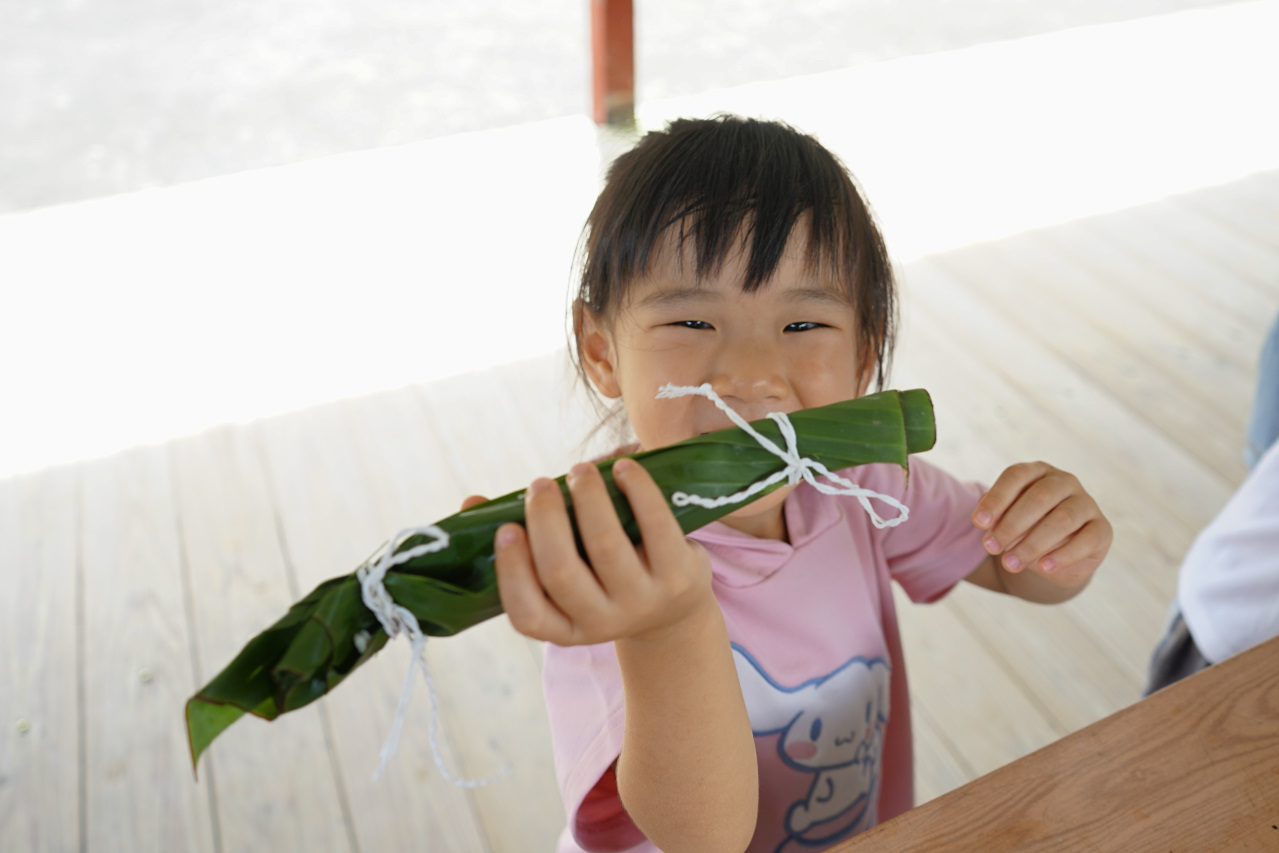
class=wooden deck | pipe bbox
[3,168,1275,851]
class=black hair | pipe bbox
[574,114,897,391]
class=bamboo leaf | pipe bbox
[185,388,935,771]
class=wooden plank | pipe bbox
[904,256,1236,534]
[931,239,1251,491]
[80,447,217,852]
[421,618,565,853]
[1166,174,1279,254]
[893,586,1064,780]
[416,367,562,500]
[491,349,613,473]
[946,583,1140,726]
[1029,220,1259,372]
[1222,168,1279,220]
[1077,204,1278,338]
[835,635,1279,852]
[898,296,1191,578]
[0,467,81,852]
[888,247,1254,783]
[911,707,976,806]
[172,425,353,852]
[910,399,1167,689]
[255,399,490,853]
[891,298,1178,672]
[985,226,1256,420]
[930,242,1253,485]
[1139,197,1279,298]
[893,330,1150,721]
[1077,199,1279,330]
[340,382,565,853]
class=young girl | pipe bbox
[468,115,1113,853]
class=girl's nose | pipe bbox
[709,336,789,405]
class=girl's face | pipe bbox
[578,226,873,541]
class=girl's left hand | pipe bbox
[971,461,1112,589]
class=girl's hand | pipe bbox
[492,457,716,646]
[970,461,1112,597]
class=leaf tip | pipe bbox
[185,697,203,782]
[185,694,247,782]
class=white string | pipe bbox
[655,383,911,529]
[356,526,510,785]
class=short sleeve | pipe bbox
[853,456,988,603]
[542,641,646,852]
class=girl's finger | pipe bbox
[565,462,644,597]
[983,471,1077,558]
[972,462,1052,530]
[986,528,1028,560]
[522,477,609,617]
[1002,495,1092,572]
[460,494,490,511]
[1036,518,1112,577]
[494,522,574,643]
[612,458,688,578]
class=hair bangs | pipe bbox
[575,115,896,391]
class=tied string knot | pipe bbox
[655,383,910,529]
[356,526,508,786]
[357,526,448,645]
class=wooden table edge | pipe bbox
[832,634,1279,852]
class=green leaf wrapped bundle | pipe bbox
[185,387,936,772]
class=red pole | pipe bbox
[591,0,634,125]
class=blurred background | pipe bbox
[0,0,1237,213]
[1,0,1267,478]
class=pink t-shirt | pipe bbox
[543,456,988,853]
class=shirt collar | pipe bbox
[689,482,843,588]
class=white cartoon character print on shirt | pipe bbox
[732,645,890,852]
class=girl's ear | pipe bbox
[573,300,622,399]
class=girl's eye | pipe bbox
[785,321,825,332]
[671,320,713,330]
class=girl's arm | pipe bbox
[613,593,758,853]
[963,461,1113,603]
[491,458,758,853]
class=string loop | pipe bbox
[357,526,509,785]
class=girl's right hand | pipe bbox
[468,466,757,853]
[484,458,716,647]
